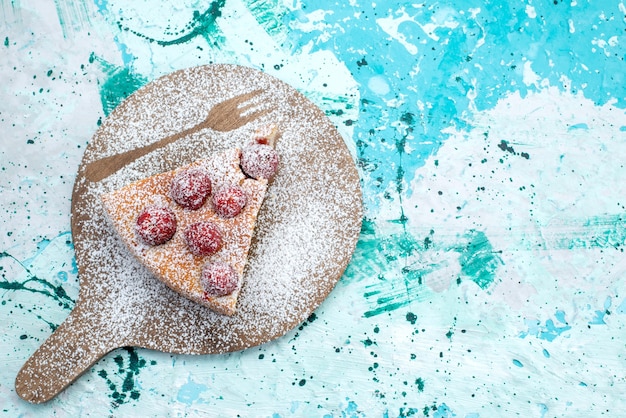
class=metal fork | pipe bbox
[83,89,269,183]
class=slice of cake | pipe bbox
[101,127,279,316]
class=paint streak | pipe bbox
[21,233,68,267]
[357,226,501,316]
[0,251,75,311]
[0,0,22,24]
[541,214,626,251]
[568,123,589,131]
[455,230,502,289]
[52,0,92,39]
[116,1,226,47]
[89,53,147,116]
[243,0,289,44]
[361,228,426,318]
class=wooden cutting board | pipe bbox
[15,64,362,403]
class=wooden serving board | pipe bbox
[15,64,362,403]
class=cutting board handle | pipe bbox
[15,303,121,403]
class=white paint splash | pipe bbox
[391,86,626,317]
[376,7,420,55]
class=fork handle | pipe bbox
[82,127,193,183]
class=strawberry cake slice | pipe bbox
[101,126,279,316]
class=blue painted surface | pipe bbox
[1,0,625,416]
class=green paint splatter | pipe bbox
[360,236,445,318]
[363,300,409,318]
[357,214,623,317]
[358,111,437,317]
[347,220,430,317]
[362,337,375,347]
[89,53,147,116]
[355,226,502,317]
[97,347,150,408]
[0,251,75,310]
[415,377,425,392]
[3,37,8,47]
[456,230,502,289]
[117,1,226,47]
[91,2,230,116]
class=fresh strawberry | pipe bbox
[135,205,177,245]
[240,144,279,180]
[184,221,222,256]
[200,261,239,297]
[212,185,247,218]
[170,168,212,210]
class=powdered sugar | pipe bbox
[67,64,361,357]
